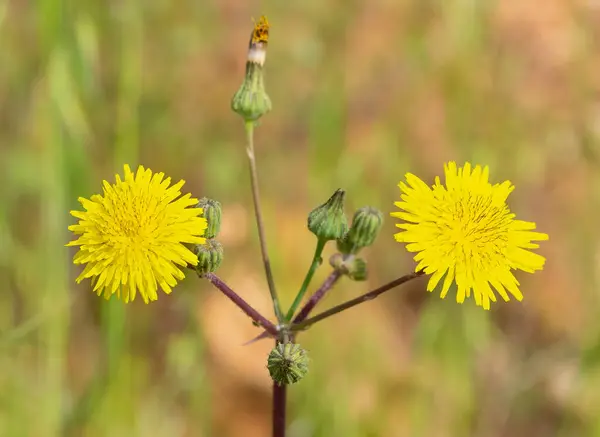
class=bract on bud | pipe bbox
[267,342,309,385]
[194,239,224,276]
[307,189,348,241]
[197,197,222,239]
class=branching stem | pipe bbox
[204,273,279,336]
[291,271,424,331]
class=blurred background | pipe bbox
[1,0,600,436]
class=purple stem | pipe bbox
[290,271,425,332]
[272,381,287,437]
[244,270,341,345]
[204,273,279,337]
[292,270,341,324]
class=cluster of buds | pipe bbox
[193,198,224,275]
[307,190,384,281]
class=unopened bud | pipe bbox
[307,189,348,241]
[194,239,224,276]
[231,16,272,121]
[346,257,367,281]
[197,197,222,239]
[329,254,368,281]
[337,207,383,254]
[267,342,309,385]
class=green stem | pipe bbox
[285,238,327,321]
[244,120,284,323]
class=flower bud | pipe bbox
[346,257,367,281]
[329,254,368,281]
[337,206,384,254]
[193,239,224,276]
[197,197,222,239]
[307,189,348,241]
[231,16,272,121]
[267,342,309,386]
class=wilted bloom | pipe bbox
[67,165,207,303]
[231,15,272,121]
[391,162,548,310]
[248,15,270,64]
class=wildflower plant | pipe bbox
[67,15,549,437]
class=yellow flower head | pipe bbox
[67,165,207,303]
[391,162,548,310]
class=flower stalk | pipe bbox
[244,121,285,323]
[204,272,279,336]
[292,270,341,324]
[291,271,425,332]
[272,381,287,437]
[285,238,327,321]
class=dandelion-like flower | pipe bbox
[67,165,207,303]
[391,162,548,310]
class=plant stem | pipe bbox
[204,273,279,336]
[293,270,341,324]
[290,271,425,331]
[244,262,337,344]
[272,381,287,437]
[244,120,285,323]
[285,238,327,321]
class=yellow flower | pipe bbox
[391,162,548,310]
[67,165,207,303]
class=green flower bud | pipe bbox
[197,197,222,239]
[337,206,384,254]
[231,17,272,121]
[231,63,272,121]
[267,342,309,386]
[307,189,348,241]
[194,239,224,276]
[329,254,368,281]
[346,257,367,281]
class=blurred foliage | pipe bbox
[1,0,600,436]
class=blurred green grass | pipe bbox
[1,0,600,436]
